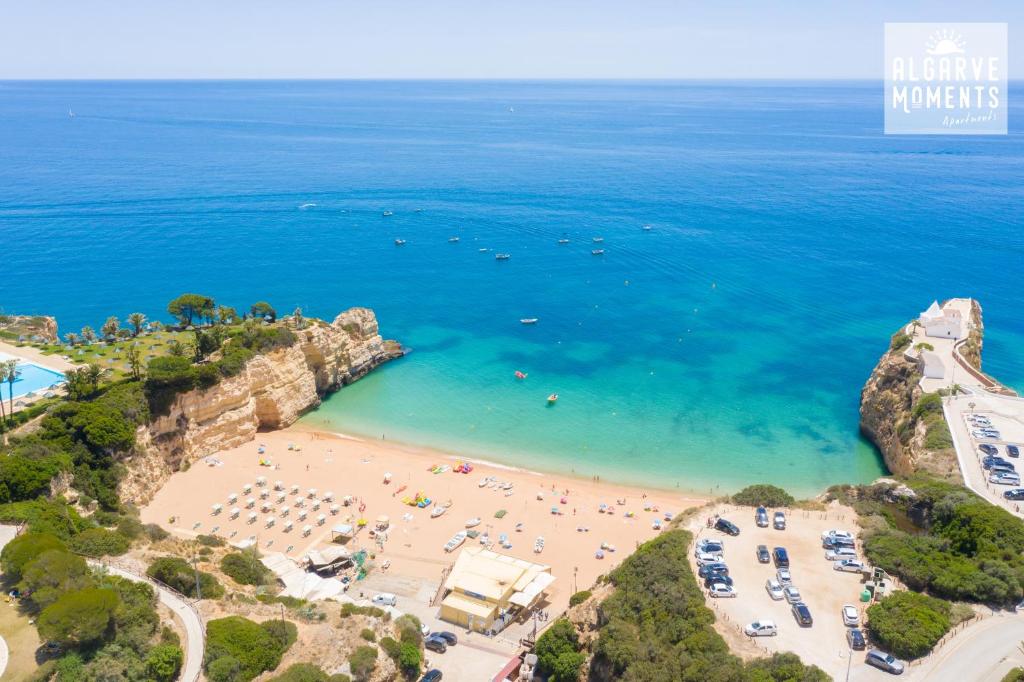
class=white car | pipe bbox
[709,583,737,598]
[372,593,397,607]
[696,551,723,565]
[973,430,1000,440]
[744,620,778,637]
[834,559,866,573]
[776,568,793,586]
[765,579,785,600]
[821,529,855,542]
[842,604,860,626]
[783,585,801,604]
[990,473,1021,486]
[825,548,858,561]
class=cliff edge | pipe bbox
[120,307,402,503]
[858,302,990,479]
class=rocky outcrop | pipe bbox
[0,314,58,342]
[859,323,957,479]
[119,308,402,504]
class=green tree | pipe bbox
[147,556,223,599]
[37,587,119,647]
[81,326,97,343]
[866,591,951,659]
[250,301,276,322]
[168,293,216,327]
[64,332,79,346]
[397,639,421,679]
[0,532,67,581]
[126,343,143,380]
[146,644,184,681]
[535,619,584,682]
[220,551,270,586]
[216,306,238,325]
[126,312,147,336]
[101,316,120,339]
[20,549,94,610]
[68,527,131,557]
[205,616,292,681]
[3,358,19,423]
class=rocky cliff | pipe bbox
[859,307,972,479]
[0,314,58,342]
[119,308,402,503]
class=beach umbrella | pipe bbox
[290,484,300,494]
[246,497,255,508]
[330,504,340,515]
[307,488,318,498]
[316,514,326,526]
[274,480,284,491]
[228,493,238,504]
[302,525,312,537]
[323,491,334,501]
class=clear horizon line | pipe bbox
[0,76,888,82]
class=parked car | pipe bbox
[776,568,793,586]
[372,593,397,607]
[773,547,790,568]
[991,465,1017,477]
[974,429,1001,440]
[431,631,458,646]
[424,636,447,654]
[979,443,999,456]
[825,548,858,561]
[698,539,725,554]
[1008,445,1021,458]
[783,585,801,604]
[765,578,785,600]
[773,511,786,530]
[842,604,860,626]
[1004,489,1024,501]
[823,536,856,550]
[983,456,1012,470]
[990,472,1021,486]
[698,562,729,578]
[755,506,769,527]
[756,544,770,563]
[696,551,723,565]
[847,628,867,650]
[834,559,866,573]
[744,620,778,637]
[865,649,905,675]
[704,574,734,589]
[822,529,854,542]
[791,602,813,627]
[715,518,740,536]
[419,671,443,682]
[709,583,737,598]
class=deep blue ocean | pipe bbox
[2,80,1021,495]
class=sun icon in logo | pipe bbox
[925,29,966,55]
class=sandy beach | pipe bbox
[141,426,707,612]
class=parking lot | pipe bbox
[946,396,1024,518]
[687,503,904,680]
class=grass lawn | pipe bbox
[33,330,198,381]
[0,598,41,679]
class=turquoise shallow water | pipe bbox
[2,81,1022,495]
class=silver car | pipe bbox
[773,511,786,530]
[783,585,801,604]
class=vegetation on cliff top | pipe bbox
[731,484,796,507]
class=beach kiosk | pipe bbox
[331,523,355,542]
[439,546,554,634]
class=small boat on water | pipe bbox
[495,253,511,260]
[642,224,653,231]
[382,211,394,217]
[514,370,527,380]
[592,237,604,243]
[557,239,570,244]
[547,393,559,405]
[448,236,460,243]
[414,208,423,212]
[394,239,406,246]
[478,247,489,252]
[520,318,538,325]
[592,249,605,255]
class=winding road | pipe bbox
[904,612,1024,682]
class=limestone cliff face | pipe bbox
[119,308,401,504]
[859,323,959,479]
[0,314,58,342]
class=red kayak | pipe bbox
[514,371,527,380]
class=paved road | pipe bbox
[92,561,204,682]
[904,612,1024,682]
[0,633,8,679]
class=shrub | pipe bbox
[360,627,376,642]
[144,523,170,542]
[261,619,298,651]
[568,590,592,607]
[147,556,224,599]
[20,549,94,610]
[731,484,795,508]
[397,640,421,679]
[536,619,585,682]
[37,587,119,647]
[198,533,226,547]
[380,636,401,660]
[205,616,293,681]
[144,356,197,414]
[220,551,270,585]
[866,591,951,659]
[0,532,67,581]
[891,331,912,351]
[0,450,68,502]
[0,498,89,539]
[69,527,131,557]
[146,644,184,681]
[339,602,388,620]
[268,663,333,682]
[348,646,378,682]
[115,516,145,540]
[394,614,423,644]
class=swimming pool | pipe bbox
[1,359,66,398]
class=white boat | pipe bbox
[642,225,653,231]
[394,239,406,246]
[444,531,467,553]
[465,517,482,528]
[382,210,394,217]
[592,237,604,243]
[592,249,605,255]
[448,236,460,243]
[534,536,545,554]
[495,253,511,260]
[478,477,491,488]
[68,109,75,118]
[520,318,538,325]
[430,505,447,518]
[557,238,570,244]
[478,247,489,252]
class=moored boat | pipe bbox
[495,253,511,260]
[394,239,406,246]
[547,393,558,404]
[520,318,538,325]
[591,249,604,255]
[514,370,527,379]
[382,210,394,217]
[448,236,460,243]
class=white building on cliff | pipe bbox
[919,300,963,340]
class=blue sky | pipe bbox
[1,1,1019,78]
